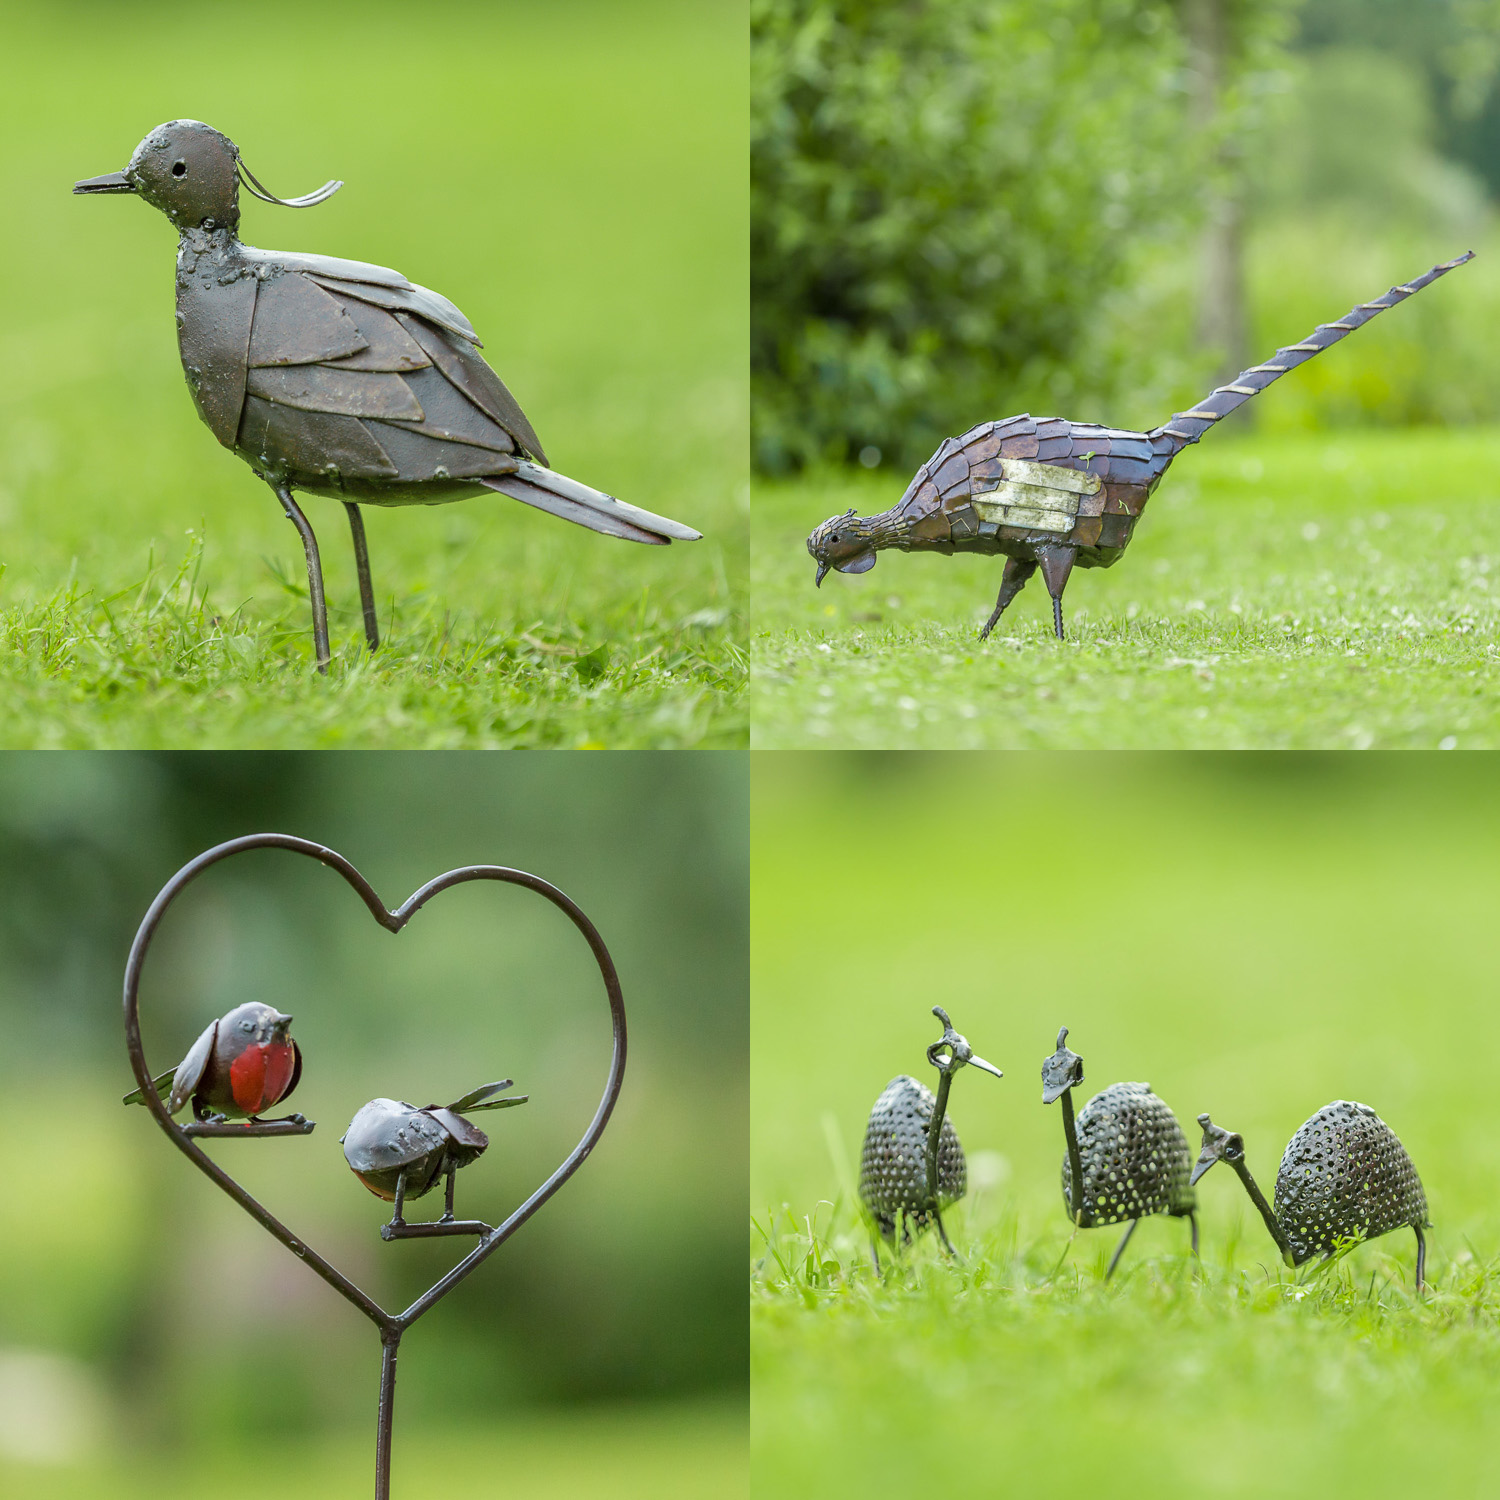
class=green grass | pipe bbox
[751,753,1500,1499]
[752,427,1500,747]
[0,1401,745,1500]
[0,0,745,747]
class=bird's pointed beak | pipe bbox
[1042,1079,1069,1105]
[1188,1152,1217,1188]
[814,562,829,587]
[970,1055,1004,1080]
[272,1012,293,1036]
[74,170,135,195]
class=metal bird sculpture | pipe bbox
[342,1079,528,1239]
[807,253,1473,641]
[858,1006,1002,1270]
[1043,1027,1198,1279]
[123,1001,303,1125]
[75,120,701,671]
[1191,1102,1429,1288]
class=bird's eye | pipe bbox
[240,1020,253,1033]
[172,160,187,178]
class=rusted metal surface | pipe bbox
[122,833,627,1499]
[858,1007,1001,1266]
[1043,1027,1197,1279]
[1191,1101,1428,1286]
[807,252,1475,640]
[76,120,701,672]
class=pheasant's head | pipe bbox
[807,509,878,586]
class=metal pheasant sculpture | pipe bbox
[76,120,701,671]
[807,253,1473,641]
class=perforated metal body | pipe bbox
[1062,1082,1196,1228]
[1273,1100,1427,1264]
[860,1074,965,1241]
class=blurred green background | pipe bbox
[752,751,1500,1497]
[0,751,746,1496]
[0,0,746,747]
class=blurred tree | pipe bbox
[751,0,1194,473]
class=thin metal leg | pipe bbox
[1036,543,1077,642]
[933,1206,957,1258]
[344,501,380,652]
[441,1164,456,1223]
[979,556,1036,641]
[1190,1211,1200,1258]
[391,1169,407,1228]
[274,483,331,672]
[870,1233,883,1277]
[1414,1223,1426,1291]
[1105,1217,1139,1281]
[374,1325,401,1500]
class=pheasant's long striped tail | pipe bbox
[1149,251,1475,456]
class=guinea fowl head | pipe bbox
[926,1006,1004,1081]
[74,120,341,234]
[1189,1113,1246,1186]
[1041,1026,1085,1105]
[807,509,878,586]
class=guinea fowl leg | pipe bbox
[1036,543,1078,642]
[1413,1224,1426,1291]
[272,483,331,673]
[343,502,380,652]
[979,556,1037,640]
[1189,1210,1200,1258]
[932,1205,958,1258]
[1105,1217,1139,1280]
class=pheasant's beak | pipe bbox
[814,562,829,587]
[74,170,135,195]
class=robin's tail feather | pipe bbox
[1149,251,1475,458]
[123,1068,175,1106]
[482,461,702,545]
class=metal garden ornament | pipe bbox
[858,1006,1002,1269]
[122,834,627,1499]
[1043,1027,1198,1279]
[807,254,1473,640]
[1191,1101,1429,1288]
[76,121,700,673]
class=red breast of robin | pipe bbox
[228,1036,297,1115]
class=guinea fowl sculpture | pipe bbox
[1043,1027,1198,1279]
[858,1006,1002,1269]
[807,253,1473,641]
[1190,1102,1429,1288]
[75,120,700,671]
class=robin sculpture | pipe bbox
[807,253,1473,641]
[75,120,701,671]
[123,1001,303,1124]
[1191,1103,1429,1288]
[342,1079,528,1235]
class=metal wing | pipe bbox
[122,1068,175,1107]
[167,1020,218,1115]
[282,1041,303,1106]
[447,1080,529,1111]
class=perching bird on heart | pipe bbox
[806,252,1473,642]
[122,1001,302,1123]
[75,120,701,672]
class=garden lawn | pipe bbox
[752,753,1500,1499]
[752,427,1500,747]
[0,0,745,748]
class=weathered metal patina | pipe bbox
[343,1081,529,1239]
[807,253,1474,641]
[1043,1027,1198,1279]
[1191,1101,1429,1287]
[76,120,701,671]
[122,834,626,1499]
[858,1006,1002,1268]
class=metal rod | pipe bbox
[375,1325,401,1500]
[923,1068,954,1215]
[275,484,331,672]
[344,501,381,652]
[1105,1218,1138,1281]
[1060,1089,1085,1226]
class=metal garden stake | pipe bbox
[76,120,701,672]
[1191,1101,1429,1288]
[122,834,626,1499]
[858,1006,1002,1269]
[807,253,1473,640]
[1042,1027,1198,1279]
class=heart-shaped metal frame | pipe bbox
[123,833,627,1498]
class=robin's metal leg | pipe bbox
[343,501,380,652]
[1414,1224,1426,1291]
[440,1163,457,1224]
[274,483,331,673]
[1036,543,1077,642]
[979,556,1037,641]
[389,1169,408,1230]
[1105,1217,1139,1281]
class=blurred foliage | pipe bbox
[751,0,1194,473]
[0,753,745,1461]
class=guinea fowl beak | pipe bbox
[1188,1151,1218,1188]
[814,562,829,587]
[74,170,135,195]
[969,1055,1004,1080]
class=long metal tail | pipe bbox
[1149,251,1475,457]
